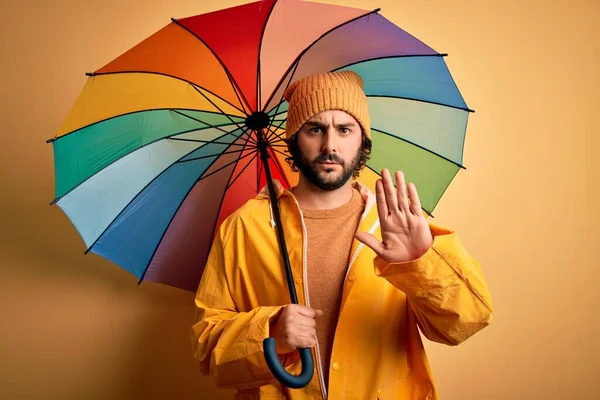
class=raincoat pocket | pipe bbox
[376,379,433,400]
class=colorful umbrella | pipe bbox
[49,0,472,388]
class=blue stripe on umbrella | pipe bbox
[91,139,241,279]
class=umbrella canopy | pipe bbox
[50,0,472,293]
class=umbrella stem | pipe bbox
[256,132,298,304]
[257,130,314,389]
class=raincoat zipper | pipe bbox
[295,203,329,400]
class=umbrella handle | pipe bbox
[263,339,314,389]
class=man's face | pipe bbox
[293,110,363,191]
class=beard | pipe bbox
[294,147,361,191]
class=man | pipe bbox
[191,70,493,399]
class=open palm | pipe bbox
[355,169,433,263]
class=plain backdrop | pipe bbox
[1,0,598,398]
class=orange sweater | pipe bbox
[300,188,365,388]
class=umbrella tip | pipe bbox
[85,72,96,77]
[171,17,178,23]
[46,137,55,143]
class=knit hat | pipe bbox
[283,70,370,139]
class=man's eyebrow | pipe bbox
[306,121,356,128]
[335,122,358,128]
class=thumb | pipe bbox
[355,232,384,257]
[314,309,323,318]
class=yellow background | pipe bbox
[1,0,598,398]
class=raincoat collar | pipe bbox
[257,179,376,208]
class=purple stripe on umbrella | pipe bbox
[265,13,438,112]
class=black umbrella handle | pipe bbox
[257,136,315,389]
[263,340,314,389]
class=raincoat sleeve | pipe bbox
[190,218,291,390]
[374,223,493,346]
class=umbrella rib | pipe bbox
[268,109,287,119]
[271,148,290,159]
[196,149,256,183]
[257,154,264,194]
[176,148,248,164]
[190,84,254,142]
[268,146,292,188]
[167,137,254,148]
[332,53,448,71]
[171,109,256,145]
[49,121,241,205]
[137,133,254,285]
[265,96,475,116]
[266,130,285,143]
[269,138,286,147]
[226,152,258,190]
[256,0,279,111]
[267,60,299,132]
[84,70,248,116]
[82,129,246,255]
[261,7,381,110]
[48,108,241,143]
[368,95,474,113]
[171,18,252,113]
[372,128,466,170]
[265,107,289,142]
[265,119,287,143]
[264,112,288,143]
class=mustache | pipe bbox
[315,153,344,165]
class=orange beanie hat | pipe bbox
[283,70,370,139]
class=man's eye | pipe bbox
[340,128,349,134]
[310,127,322,133]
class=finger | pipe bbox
[296,306,321,319]
[407,183,422,215]
[292,330,317,349]
[298,317,316,328]
[395,171,410,213]
[375,179,388,216]
[355,232,385,258]
[381,168,399,212]
[299,326,317,338]
[297,336,317,349]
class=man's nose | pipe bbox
[321,127,338,153]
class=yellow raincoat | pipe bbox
[191,181,493,399]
